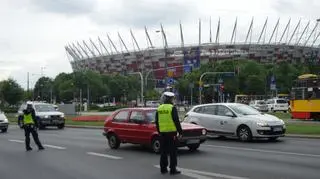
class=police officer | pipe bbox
[21,101,44,151]
[155,92,183,175]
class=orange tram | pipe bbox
[290,74,320,120]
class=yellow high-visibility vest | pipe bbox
[157,104,177,132]
[23,114,34,125]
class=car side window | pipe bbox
[217,105,233,116]
[202,105,217,115]
[113,111,129,122]
[193,107,202,113]
[129,111,144,123]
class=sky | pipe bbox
[0,0,319,89]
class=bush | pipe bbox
[0,107,18,113]
[98,105,127,112]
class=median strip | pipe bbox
[87,152,123,160]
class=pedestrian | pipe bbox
[21,101,45,151]
[155,92,183,175]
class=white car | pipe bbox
[18,102,65,129]
[0,110,9,133]
[184,103,286,141]
[266,98,289,112]
[249,100,268,112]
[145,101,160,107]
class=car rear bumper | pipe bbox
[177,136,207,146]
[0,122,9,129]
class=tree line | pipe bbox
[0,59,319,108]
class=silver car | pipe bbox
[184,103,286,141]
[249,100,268,112]
[0,110,9,133]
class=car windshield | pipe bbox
[257,101,266,105]
[34,104,56,112]
[146,110,156,123]
[229,104,261,115]
[277,99,287,104]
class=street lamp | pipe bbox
[128,72,144,106]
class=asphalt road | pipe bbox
[0,126,319,179]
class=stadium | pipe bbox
[65,18,320,87]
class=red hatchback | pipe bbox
[103,108,207,153]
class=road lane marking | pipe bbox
[9,139,66,150]
[87,152,123,160]
[155,165,249,179]
[43,144,66,150]
[9,139,24,143]
[203,144,320,158]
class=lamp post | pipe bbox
[129,72,144,106]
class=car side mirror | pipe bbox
[225,112,235,117]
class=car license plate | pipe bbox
[273,127,282,132]
[187,139,200,144]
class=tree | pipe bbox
[0,79,24,106]
[33,77,54,102]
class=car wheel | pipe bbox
[151,137,161,154]
[237,126,252,142]
[57,124,65,129]
[1,128,8,133]
[108,133,120,149]
[187,144,200,152]
[268,137,279,141]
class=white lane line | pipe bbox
[154,165,248,179]
[87,152,123,160]
[9,139,24,143]
[203,144,320,158]
[43,144,66,150]
[9,139,66,150]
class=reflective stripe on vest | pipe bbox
[157,104,177,132]
[23,114,34,125]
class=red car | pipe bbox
[103,108,207,153]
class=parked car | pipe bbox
[184,103,286,141]
[18,102,65,129]
[103,108,207,153]
[0,110,9,133]
[266,98,289,112]
[145,101,160,107]
[249,100,268,112]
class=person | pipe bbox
[155,92,183,175]
[21,101,45,151]
[160,86,174,104]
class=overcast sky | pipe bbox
[1,0,319,89]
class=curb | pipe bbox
[64,125,320,139]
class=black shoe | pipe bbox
[170,169,181,175]
[161,169,168,174]
[26,147,33,151]
[38,146,45,150]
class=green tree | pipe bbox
[33,77,54,102]
[0,79,24,106]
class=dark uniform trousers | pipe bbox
[24,125,43,150]
[160,133,177,171]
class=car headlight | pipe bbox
[44,115,49,119]
[202,129,207,135]
[60,114,65,118]
[3,117,8,122]
[257,122,269,127]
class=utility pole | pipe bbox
[87,85,90,111]
[27,72,30,93]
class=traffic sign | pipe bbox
[199,87,203,91]
[167,78,174,85]
[218,78,223,84]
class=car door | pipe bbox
[193,105,221,133]
[126,110,151,144]
[216,105,237,135]
[111,110,130,140]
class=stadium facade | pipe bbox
[65,18,320,86]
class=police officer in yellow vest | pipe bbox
[22,101,44,151]
[155,92,183,175]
